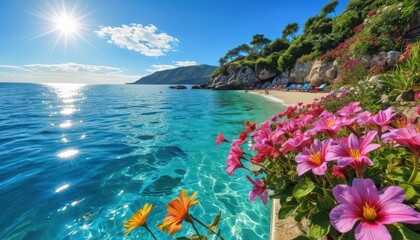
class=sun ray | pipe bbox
[31,0,93,50]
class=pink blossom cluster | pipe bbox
[217,100,420,239]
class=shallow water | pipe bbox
[0,83,284,239]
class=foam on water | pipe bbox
[0,83,285,239]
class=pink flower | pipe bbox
[246,176,268,205]
[295,139,333,176]
[355,110,372,127]
[280,132,313,154]
[226,143,244,176]
[311,114,342,137]
[327,131,381,175]
[330,178,420,240]
[337,102,362,118]
[215,132,228,147]
[383,124,420,156]
[368,107,396,127]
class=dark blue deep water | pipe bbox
[0,83,284,239]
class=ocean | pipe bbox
[0,83,284,239]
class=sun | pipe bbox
[34,1,90,49]
[54,14,79,36]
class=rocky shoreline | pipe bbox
[206,51,401,90]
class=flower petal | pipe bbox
[332,184,363,209]
[379,203,420,224]
[261,191,269,205]
[352,178,379,205]
[354,222,391,240]
[349,133,361,150]
[296,162,314,176]
[378,186,406,206]
[312,162,328,175]
[362,143,381,154]
[330,204,360,233]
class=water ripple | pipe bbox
[0,83,284,239]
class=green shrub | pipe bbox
[277,36,313,72]
[382,41,420,100]
[297,52,320,63]
[261,38,289,57]
[256,52,281,73]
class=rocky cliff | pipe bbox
[207,50,401,90]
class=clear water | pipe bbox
[0,83,285,240]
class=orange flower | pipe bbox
[123,203,153,235]
[158,190,200,236]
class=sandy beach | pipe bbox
[247,90,329,106]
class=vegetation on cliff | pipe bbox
[212,0,419,97]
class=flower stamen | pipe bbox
[350,148,361,159]
[362,202,378,222]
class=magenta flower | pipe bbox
[330,178,420,240]
[355,110,372,127]
[215,132,228,147]
[327,131,380,175]
[246,176,268,205]
[368,107,396,127]
[295,139,333,176]
[226,143,244,176]
[311,114,342,138]
[226,155,244,176]
[337,102,362,118]
[280,132,313,154]
[382,124,420,156]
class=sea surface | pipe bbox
[0,83,284,240]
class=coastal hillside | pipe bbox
[208,0,419,92]
[131,64,217,85]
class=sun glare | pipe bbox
[54,14,79,35]
[34,1,91,50]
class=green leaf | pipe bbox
[208,212,222,236]
[318,191,336,211]
[293,178,315,200]
[399,183,419,201]
[278,204,298,219]
[391,223,420,240]
[388,166,411,182]
[309,212,331,238]
[292,236,311,240]
[294,208,310,223]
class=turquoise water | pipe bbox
[0,83,284,239]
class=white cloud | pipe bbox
[147,64,176,72]
[0,65,28,71]
[174,61,197,67]
[23,63,121,74]
[146,60,197,73]
[95,23,179,57]
[0,63,139,84]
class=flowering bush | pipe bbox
[219,99,420,239]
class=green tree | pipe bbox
[218,57,228,66]
[261,38,290,57]
[282,23,299,40]
[321,0,338,16]
[250,34,271,53]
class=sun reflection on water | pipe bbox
[58,149,79,159]
[55,183,69,193]
[44,83,85,116]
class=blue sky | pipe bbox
[0,0,349,84]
